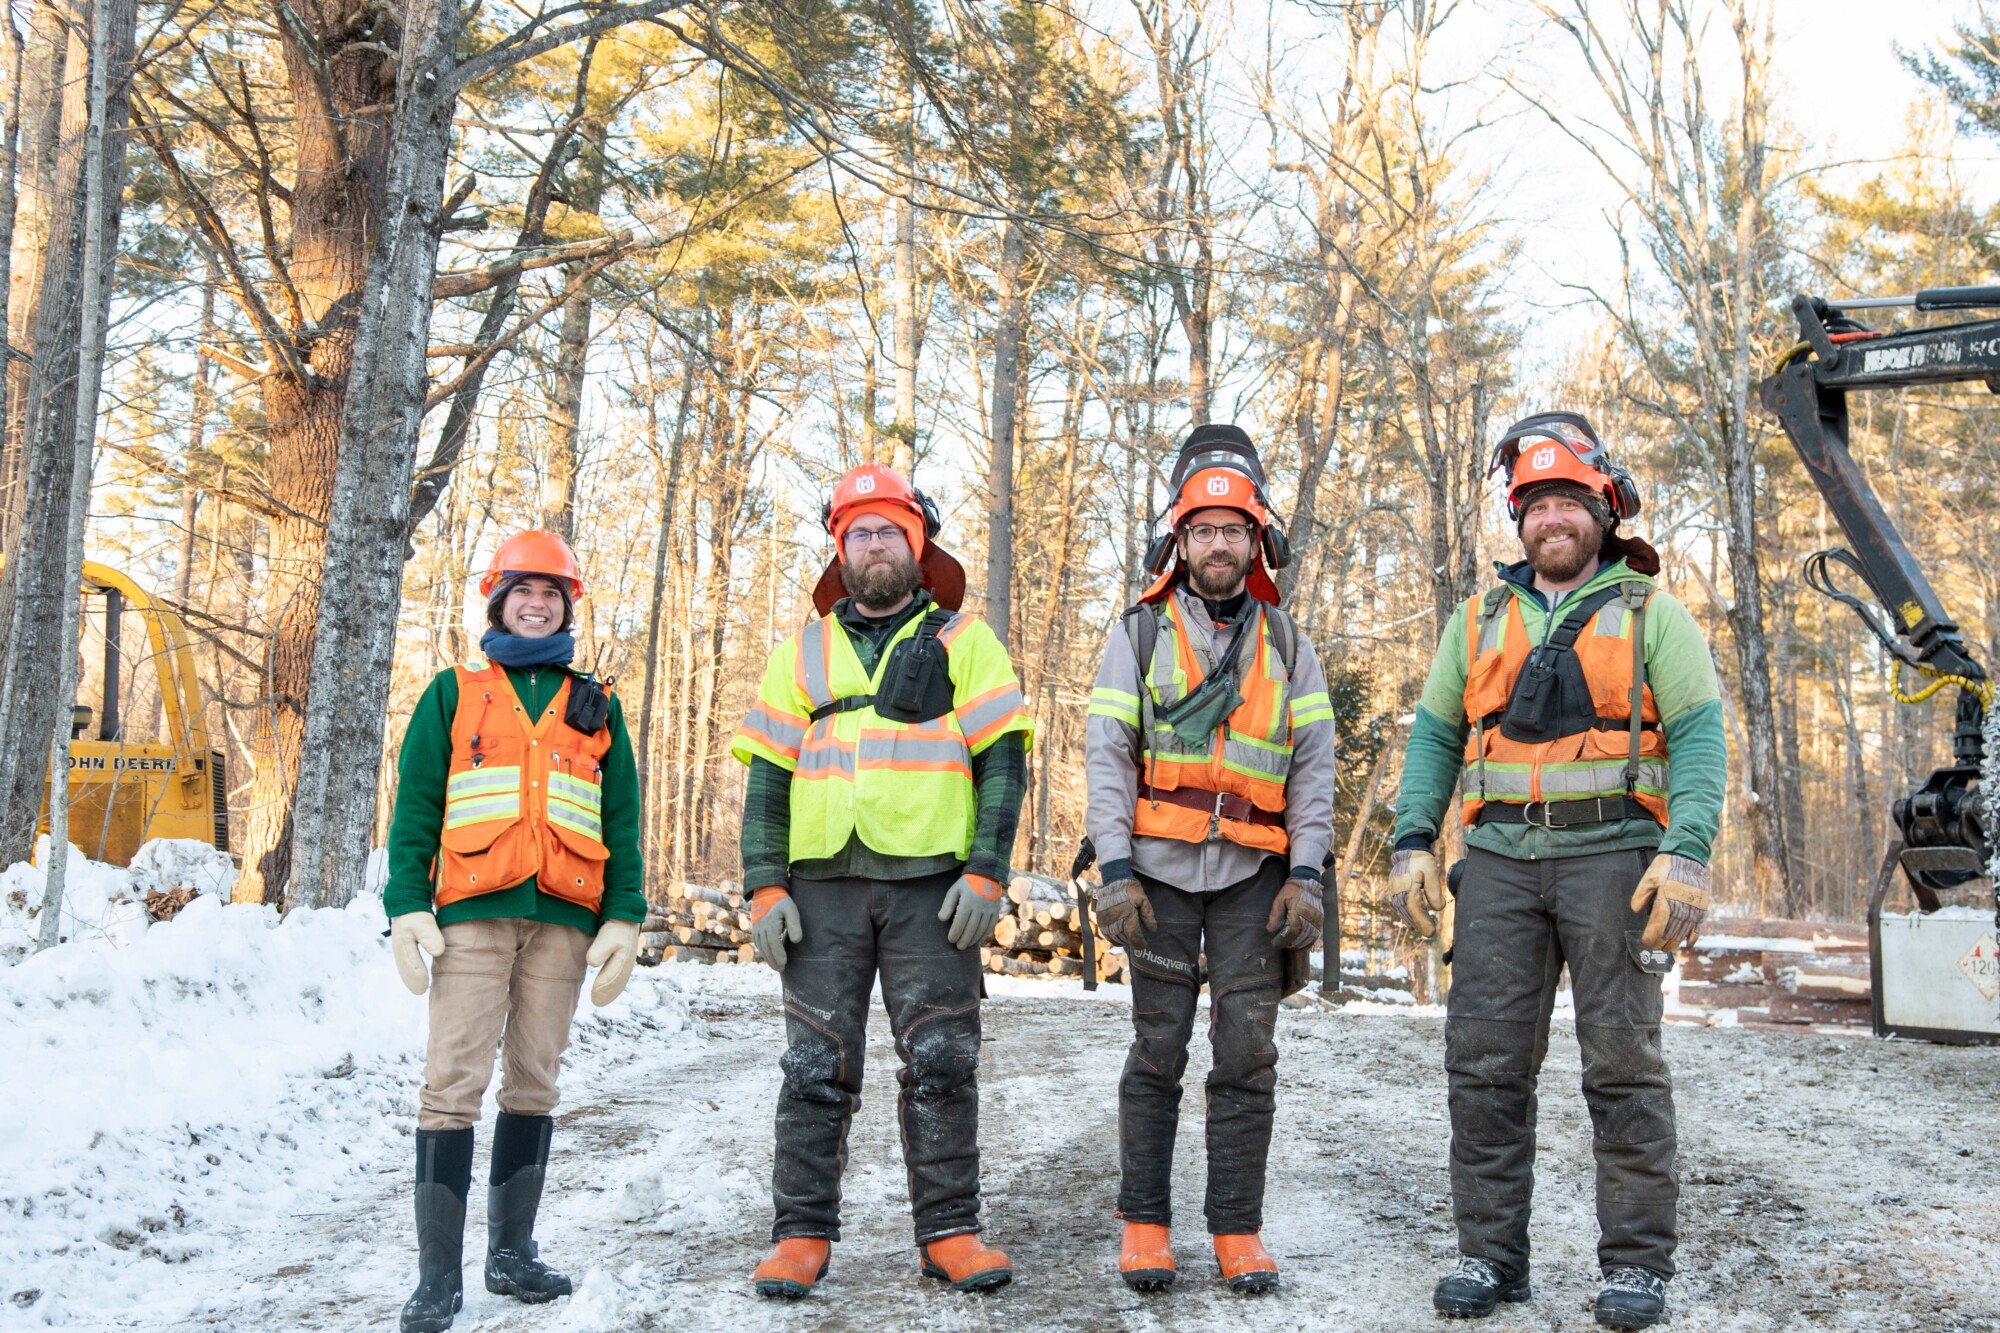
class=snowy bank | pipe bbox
[0,867,700,1328]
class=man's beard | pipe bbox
[1525,520,1604,582]
[1187,546,1251,599]
[840,550,922,610]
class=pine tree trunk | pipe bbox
[282,0,464,911]
[38,0,123,943]
[890,65,918,474]
[986,217,1024,647]
[0,0,136,867]
[233,0,399,904]
[541,115,607,542]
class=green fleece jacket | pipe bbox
[1392,556,1728,864]
[382,664,646,931]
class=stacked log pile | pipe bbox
[980,872,1129,986]
[638,873,1133,984]
[1673,916,1870,1029]
[639,881,755,966]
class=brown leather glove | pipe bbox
[1630,854,1710,950]
[1387,849,1445,937]
[1093,878,1155,950]
[1266,877,1324,949]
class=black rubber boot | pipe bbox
[401,1128,473,1333]
[1594,1266,1667,1328]
[1433,1256,1532,1318]
[484,1113,573,1303]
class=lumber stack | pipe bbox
[637,872,1135,983]
[639,881,756,967]
[1673,915,1870,1029]
[981,872,1129,986]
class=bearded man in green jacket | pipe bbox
[1388,415,1726,1331]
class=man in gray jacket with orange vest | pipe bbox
[1084,425,1337,1294]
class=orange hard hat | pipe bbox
[1138,425,1290,605]
[1488,412,1641,523]
[1166,464,1274,530]
[480,530,584,600]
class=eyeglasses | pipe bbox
[1184,522,1253,546]
[844,526,908,550]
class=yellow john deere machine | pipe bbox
[41,561,230,866]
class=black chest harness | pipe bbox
[808,607,957,726]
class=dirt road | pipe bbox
[193,971,2000,1333]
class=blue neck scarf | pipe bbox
[481,628,576,669]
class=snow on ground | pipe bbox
[4,859,1999,1331]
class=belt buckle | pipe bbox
[1524,801,1551,829]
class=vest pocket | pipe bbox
[438,813,533,900]
[544,819,610,908]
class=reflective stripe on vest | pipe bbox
[435,664,615,911]
[1459,586,1670,825]
[1132,597,1294,854]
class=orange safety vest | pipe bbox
[1459,583,1670,826]
[1131,599,1295,856]
[434,662,614,910]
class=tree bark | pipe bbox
[986,216,1025,647]
[0,0,136,868]
[283,0,465,911]
[889,65,919,475]
[39,0,124,943]
[540,113,608,542]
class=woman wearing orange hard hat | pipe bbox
[381,529,644,1332]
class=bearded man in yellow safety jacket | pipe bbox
[730,464,1034,1300]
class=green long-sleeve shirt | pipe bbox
[382,664,646,930]
[1392,557,1728,864]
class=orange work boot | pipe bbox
[917,1232,1013,1292]
[1119,1221,1176,1291]
[753,1237,830,1299]
[1213,1232,1279,1294]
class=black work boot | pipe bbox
[402,1128,473,1333]
[484,1112,573,1303]
[1433,1256,1532,1318]
[1594,1266,1667,1328]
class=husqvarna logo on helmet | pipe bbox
[855,473,876,494]
[1531,446,1556,471]
[1206,474,1231,496]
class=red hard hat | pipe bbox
[480,530,584,600]
[1166,465,1274,530]
[811,465,965,616]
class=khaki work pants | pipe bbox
[418,918,591,1131]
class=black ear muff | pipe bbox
[1608,468,1643,522]
[1143,531,1175,576]
[1261,521,1292,571]
[821,498,835,533]
[913,489,943,540]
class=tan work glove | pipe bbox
[1387,849,1445,937]
[1266,877,1324,949]
[1094,878,1155,950]
[1630,854,1710,950]
[587,919,641,1006]
[391,911,445,995]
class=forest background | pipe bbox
[5,0,2000,963]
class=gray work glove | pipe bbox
[1093,877,1154,951]
[751,887,801,971]
[1387,848,1445,937]
[939,873,1004,950]
[1266,877,1324,950]
[1630,854,1710,950]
